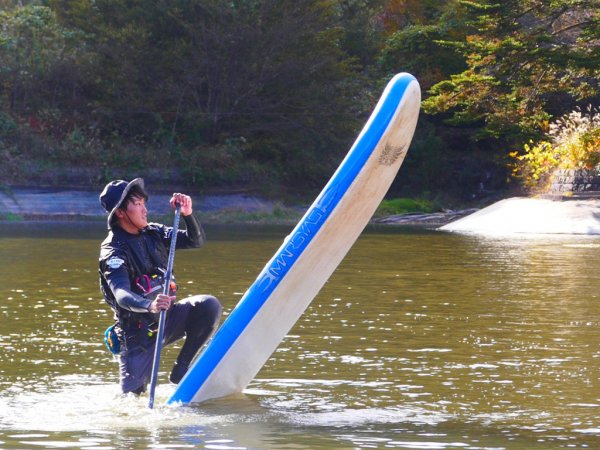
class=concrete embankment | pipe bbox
[0,187,474,226]
[373,208,479,227]
[440,197,600,235]
[8,188,595,234]
[0,188,277,220]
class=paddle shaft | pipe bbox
[148,203,181,409]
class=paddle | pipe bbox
[148,203,181,409]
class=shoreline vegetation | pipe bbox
[1,3,598,210]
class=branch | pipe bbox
[551,19,597,36]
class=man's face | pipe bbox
[122,195,148,230]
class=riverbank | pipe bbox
[0,187,297,224]
[0,187,473,226]
[5,188,600,234]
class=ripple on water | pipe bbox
[0,374,226,433]
[3,227,600,449]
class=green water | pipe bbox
[1,223,599,449]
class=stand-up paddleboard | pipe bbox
[168,73,421,405]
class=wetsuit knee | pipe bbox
[200,295,222,324]
[186,295,222,330]
[175,295,222,369]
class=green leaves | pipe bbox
[1,0,597,199]
[423,0,600,141]
[0,1,367,191]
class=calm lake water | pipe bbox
[1,222,600,449]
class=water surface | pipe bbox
[1,223,599,449]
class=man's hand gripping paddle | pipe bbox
[148,203,181,409]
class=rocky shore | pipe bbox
[372,208,479,227]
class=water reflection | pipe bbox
[1,224,600,449]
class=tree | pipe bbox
[0,5,89,126]
[422,0,600,142]
[375,0,489,202]
[377,0,467,90]
[44,0,366,190]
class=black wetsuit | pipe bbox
[99,215,222,394]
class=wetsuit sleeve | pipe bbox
[180,213,206,248]
[101,251,152,313]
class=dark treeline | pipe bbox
[0,0,598,205]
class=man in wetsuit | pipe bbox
[98,178,222,395]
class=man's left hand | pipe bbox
[170,193,193,216]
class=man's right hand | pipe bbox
[148,294,175,313]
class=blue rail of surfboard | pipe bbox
[168,73,416,405]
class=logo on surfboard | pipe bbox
[378,142,407,166]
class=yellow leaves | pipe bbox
[511,140,559,188]
[511,107,600,192]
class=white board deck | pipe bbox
[168,73,421,405]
